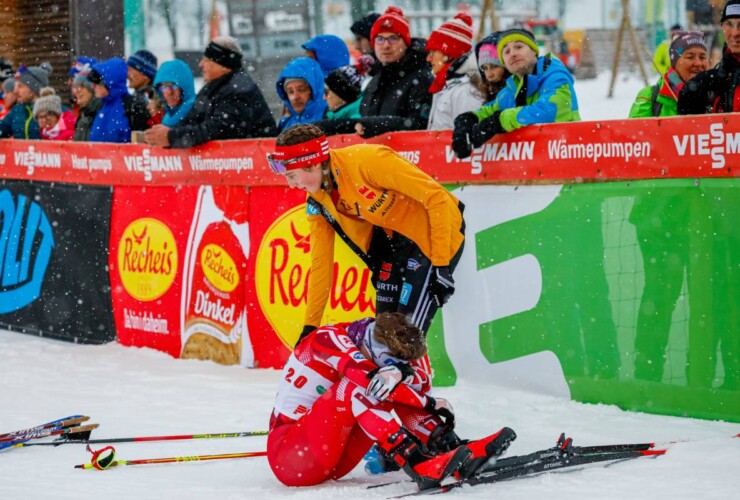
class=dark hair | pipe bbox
[373,312,427,361]
[276,123,325,147]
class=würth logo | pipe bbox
[672,122,740,169]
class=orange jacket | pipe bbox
[304,144,464,327]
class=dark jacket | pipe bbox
[678,46,740,115]
[73,98,103,141]
[167,68,276,148]
[124,93,151,131]
[357,38,434,137]
[0,102,40,139]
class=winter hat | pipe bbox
[497,28,539,61]
[282,77,308,90]
[426,13,475,61]
[371,6,411,48]
[33,87,62,118]
[669,31,707,68]
[478,43,502,68]
[722,0,740,22]
[15,64,52,95]
[69,56,98,77]
[73,73,94,92]
[325,65,362,103]
[126,50,158,80]
[351,12,381,40]
[3,77,15,94]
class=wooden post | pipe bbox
[608,0,649,97]
[477,0,499,41]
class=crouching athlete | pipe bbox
[267,312,516,490]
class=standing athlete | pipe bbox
[267,124,466,344]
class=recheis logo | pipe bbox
[117,218,178,301]
[123,149,184,182]
[13,146,61,176]
[201,243,239,293]
[673,122,740,168]
[254,204,375,347]
[0,190,55,314]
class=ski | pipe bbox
[14,429,269,447]
[389,437,666,498]
[0,423,99,451]
[0,415,89,442]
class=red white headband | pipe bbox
[268,136,330,174]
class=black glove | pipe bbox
[470,110,504,148]
[429,266,455,307]
[452,112,479,159]
[424,395,456,427]
[295,325,316,347]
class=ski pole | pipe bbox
[14,429,268,447]
[74,450,267,469]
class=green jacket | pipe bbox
[629,70,680,118]
[473,54,580,131]
[325,97,361,120]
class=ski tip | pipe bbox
[641,449,667,456]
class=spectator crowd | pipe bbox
[1,1,739,152]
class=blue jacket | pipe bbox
[302,35,350,76]
[89,57,131,143]
[0,102,40,139]
[154,59,196,127]
[276,57,328,132]
[475,54,580,130]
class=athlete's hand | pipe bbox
[425,396,455,427]
[429,266,455,307]
[366,363,414,401]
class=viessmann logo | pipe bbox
[0,190,55,314]
[201,243,239,293]
[14,146,62,175]
[123,149,184,181]
[117,218,178,301]
[673,122,740,168]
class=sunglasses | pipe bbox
[266,154,290,174]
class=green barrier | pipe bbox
[433,179,740,423]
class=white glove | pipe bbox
[366,365,410,401]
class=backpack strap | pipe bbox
[650,84,663,117]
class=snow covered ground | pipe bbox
[3,73,739,499]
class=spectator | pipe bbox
[88,57,132,143]
[0,78,16,120]
[145,36,276,148]
[153,59,196,127]
[354,6,434,138]
[302,35,350,77]
[0,63,53,139]
[125,49,157,131]
[475,32,510,102]
[451,28,580,159]
[147,94,165,127]
[275,57,327,133]
[33,87,75,140]
[631,31,708,117]
[323,65,363,120]
[71,69,102,141]
[653,24,683,75]
[425,13,484,130]
[351,12,381,55]
[68,56,97,115]
[679,1,740,114]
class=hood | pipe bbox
[302,35,350,76]
[153,59,196,112]
[276,57,327,117]
[448,51,479,79]
[92,57,129,100]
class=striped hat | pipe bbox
[426,13,475,61]
[497,28,539,61]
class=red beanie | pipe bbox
[426,13,474,61]
[370,6,411,48]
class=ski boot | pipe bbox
[455,427,517,479]
[379,427,472,490]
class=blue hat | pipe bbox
[69,56,98,77]
[126,50,158,80]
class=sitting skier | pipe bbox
[267,312,516,489]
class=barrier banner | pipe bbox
[0,181,115,343]
[110,185,199,357]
